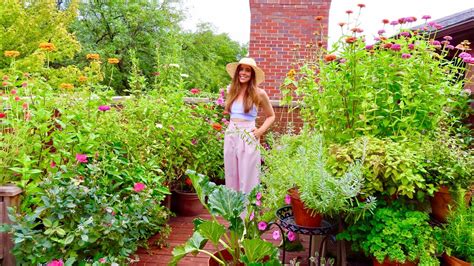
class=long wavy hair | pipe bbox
[225,65,260,113]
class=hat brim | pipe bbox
[226,62,265,85]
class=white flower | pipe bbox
[155,123,163,129]
[168,63,180,68]
[180,73,189,78]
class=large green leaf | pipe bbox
[170,231,208,265]
[197,220,226,246]
[186,169,216,204]
[208,186,245,221]
[241,238,279,263]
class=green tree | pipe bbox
[71,0,184,94]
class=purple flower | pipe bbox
[400,32,410,37]
[285,194,291,205]
[287,231,296,242]
[402,53,411,59]
[272,230,281,240]
[258,221,267,231]
[191,139,197,145]
[431,40,441,46]
[422,15,431,20]
[443,36,453,41]
[76,154,88,163]
[390,20,398,26]
[256,192,262,200]
[408,43,415,50]
[459,52,471,59]
[249,211,255,221]
[446,45,454,50]
[463,57,474,64]
[377,29,385,35]
[98,105,110,112]
[390,44,401,51]
[405,17,416,23]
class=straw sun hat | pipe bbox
[226,57,265,85]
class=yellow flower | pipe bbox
[4,50,20,58]
[107,58,120,64]
[86,53,100,60]
[78,76,88,83]
[60,83,74,90]
[287,69,296,80]
[39,43,56,52]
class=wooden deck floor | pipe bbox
[131,210,317,266]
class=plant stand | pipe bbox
[0,185,22,266]
[274,205,340,265]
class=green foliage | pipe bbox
[338,202,440,265]
[6,167,170,264]
[170,170,280,265]
[438,190,474,262]
[261,132,375,219]
[328,136,432,199]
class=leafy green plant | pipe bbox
[170,170,280,265]
[437,189,474,262]
[261,132,375,220]
[338,201,440,265]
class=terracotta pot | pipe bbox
[430,186,472,222]
[288,188,323,227]
[443,253,472,266]
[171,190,205,216]
[208,249,244,266]
[373,257,418,266]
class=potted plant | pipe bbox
[260,132,373,227]
[170,170,280,265]
[171,174,205,216]
[438,189,473,265]
[338,201,441,266]
[421,130,473,222]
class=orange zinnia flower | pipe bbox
[86,53,100,60]
[78,76,88,83]
[324,54,337,62]
[39,43,56,52]
[107,58,120,64]
[345,37,357,44]
[212,123,222,131]
[60,83,74,90]
[4,50,20,58]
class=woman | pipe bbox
[224,57,275,193]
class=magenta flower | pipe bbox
[99,258,106,263]
[256,200,261,207]
[463,57,474,64]
[377,29,385,35]
[390,44,401,51]
[285,194,291,205]
[272,230,281,240]
[400,32,410,37]
[191,139,197,145]
[401,53,412,59]
[390,20,398,26]
[98,105,110,112]
[47,260,64,266]
[443,36,453,41]
[256,192,262,200]
[446,45,454,50]
[50,161,56,168]
[134,182,146,192]
[190,88,200,94]
[287,231,296,242]
[76,154,88,163]
[422,15,431,20]
[459,52,471,59]
[405,17,416,23]
[249,211,255,221]
[408,44,415,50]
[258,221,267,231]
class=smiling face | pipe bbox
[238,64,253,84]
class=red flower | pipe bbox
[0,113,6,119]
[185,177,193,186]
[324,54,337,62]
[212,123,222,131]
[315,16,323,21]
[346,10,353,14]
[345,37,357,44]
[357,3,365,8]
[190,88,200,94]
[382,19,389,24]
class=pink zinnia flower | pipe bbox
[256,192,262,200]
[390,20,398,26]
[134,182,146,192]
[422,15,431,20]
[408,43,415,50]
[443,36,453,41]
[14,96,20,101]
[272,230,281,240]
[287,231,296,242]
[256,200,261,207]
[400,32,410,37]
[98,105,110,112]
[47,259,64,266]
[190,88,200,94]
[401,53,411,59]
[446,45,454,50]
[191,139,197,145]
[21,82,28,88]
[76,154,88,163]
[285,194,291,205]
[22,102,29,109]
[258,221,267,231]
[99,258,106,263]
[377,29,385,35]
[459,52,471,59]
[249,211,255,221]
[50,161,56,168]
[390,44,401,51]
[11,89,17,95]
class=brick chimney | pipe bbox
[249,0,332,100]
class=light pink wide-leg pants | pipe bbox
[224,120,261,194]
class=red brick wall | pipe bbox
[249,0,332,100]
[249,0,332,133]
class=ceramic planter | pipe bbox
[430,186,472,222]
[171,190,205,216]
[442,253,472,266]
[288,188,323,227]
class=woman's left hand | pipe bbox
[252,128,262,139]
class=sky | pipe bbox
[180,0,474,46]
